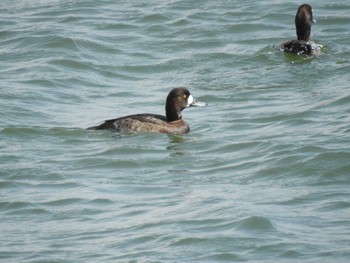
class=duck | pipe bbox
[280,4,319,55]
[88,87,206,135]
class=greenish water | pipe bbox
[1,1,350,262]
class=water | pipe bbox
[1,0,350,262]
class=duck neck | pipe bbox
[296,26,311,41]
[295,14,311,41]
[166,106,182,122]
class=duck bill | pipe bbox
[187,95,207,107]
[191,99,207,107]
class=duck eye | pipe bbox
[182,94,187,99]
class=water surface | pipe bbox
[1,0,350,262]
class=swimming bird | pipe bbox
[280,4,318,55]
[88,87,206,135]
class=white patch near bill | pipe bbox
[187,94,194,107]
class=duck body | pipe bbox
[90,113,190,134]
[280,4,318,55]
[281,39,313,55]
[88,87,206,135]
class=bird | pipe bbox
[280,4,319,55]
[88,87,206,135]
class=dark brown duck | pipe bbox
[280,4,317,55]
[88,87,206,135]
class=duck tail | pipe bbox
[87,125,100,130]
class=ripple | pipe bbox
[0,201,49,215]
[99,22,138,31]
[43,198,85,206]
[236,216,276,232]
[44,35,80,50]
[279,250,302,258]
[205,253,243,261]
[137,13,169,23]
[172,236,209,246]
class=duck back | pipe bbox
[88,114,190,134]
